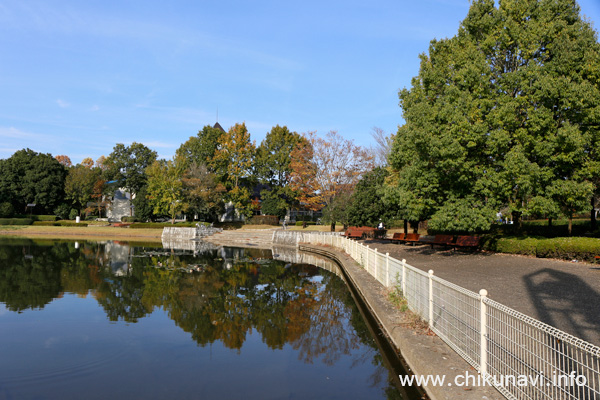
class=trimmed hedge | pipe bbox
[483,236,600,263]
[32,221,89,227]
[247,215,279,225]
[295,221,316,226]
[0,218,33,225]
[129,222,209,229]
[56,221,89,227]
[121,216,140,223]
[15,215,58,221]
[33,221,60,226]
[35,215,58,221]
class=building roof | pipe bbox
[213,122,225,132]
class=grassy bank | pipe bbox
[0,225,163,242]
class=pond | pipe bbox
[0,238,417,399]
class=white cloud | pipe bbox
[90,105,100,111]
[143,140,177,149]
[56,99,70,108]
[0,126,63,159]
[0,126,43,140]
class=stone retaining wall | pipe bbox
[271,230,340,246]
[161,226,223,241]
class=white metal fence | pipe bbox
[300,232,600,400]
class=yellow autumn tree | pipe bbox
[212,123,256,219]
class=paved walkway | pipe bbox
[361,238,600,347]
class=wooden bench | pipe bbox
[344,226,378,240]
[403,233,421,246]
[454,236,481,251]
[345,227,365,240]
[431,234,455,249]
[389,232,405,244]
[360,226,376,238]
[343,227,359,237]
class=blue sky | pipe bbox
[1,0,599,164]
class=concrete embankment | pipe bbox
[204,229,504,400]
[298,244,503,400]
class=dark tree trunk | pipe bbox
[568,217,573,236]
[410,221,419,234]
[511,211,522,230]
[591,197,597,231]
[403,219,408,234]
[330,221,336,232]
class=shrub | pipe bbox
[0,218,33,225]
[295,221,316,226]
[32,215,58,221]
[121,216,140,223]
[33,220,89,227]
[57,221,89,227]
[68,209,79,220]
[54,204,71,220]
[247,215,279,225]
[33,221,60,226]
[483,236,600,262]
[0,202,15,218]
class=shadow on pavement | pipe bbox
[524,268,600,345]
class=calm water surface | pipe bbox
[0,238,407,399]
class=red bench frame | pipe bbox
[431,234,455,249]
[454,236,481,251]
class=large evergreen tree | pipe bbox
[175,124,225,171]
[104,142,157,215]
[255,125,305,218]
[0,149,67,214]
[387,0,600,233]
[348,168,395,227]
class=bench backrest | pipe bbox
[456,236,480,247]
[434,234,455,244]
[392,232,405,240]
[405,233,420,241]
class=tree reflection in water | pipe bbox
[0,239,403,399]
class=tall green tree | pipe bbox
[175,124,225,171]
[387,0,600,233]
[0,149,67,214]
[64,164,101,216]
[347,168,395,227]
[145,156,187,224]
[181,162,225,222]
[104,143,157,215]
[255,125,305,217]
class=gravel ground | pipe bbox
[361,238,600,347]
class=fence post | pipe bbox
[374,248,378,280]
[428,270,434,327]
[386,253,390,287]
[366,245,370,273]
[479,289,488,380]
[401,259,406,295]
